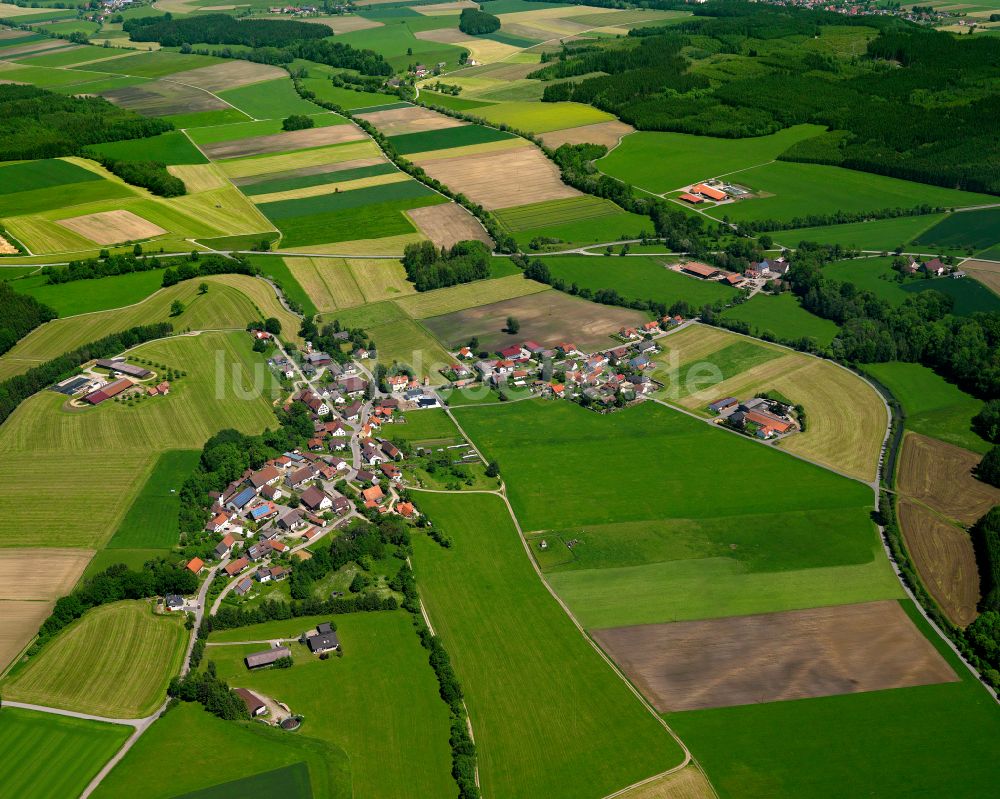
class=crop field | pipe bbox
[721,292,840,345]
[594,600,955,712]
[185,113,346,146]
[418,89,495,111]
[257,179,439,220]
[357,104,465,135]
[200,123,367,160]
[414,142,580,210]
[0,332,279,548]
[614,766,716,799]
[94,50,223,78]
[414,27,522,63]
[107,449,199,549]
[671,603,1000,799]
[216,78,324,119]
[0,158,103,196]
[598,125,825,193]
[896,432,1000,526]
[347,257,414,302]
[914,208,1000,251]
[86,131,208,166]
[0,549,93,600]
[711,162,995,224]
[862,361,988,452]
[337,21,468,70]
[898,498,979,627]
[93,702,347,799]
[165,163,228,194]
[0,707,131,799]
[237,160,393,195]
[774,214,948,251]
[57,209,168,246]
[961,258,1000,296]
[367,317,453,382]
[411,491,686,799]
[201,612,454,799]
[3,600,186,718]
[386,407,462,444]
[284,256,365,311]
[100,80,231,117]
[496,195,625,232]
[470,100,614,133]
[248,170,409,204]
[0,600,53,672]
[167,59,286,92]
[169,764,312,799]
[396,274,548,318]
[901,275,1000,316]
[0,170,135,218]
[539,119,634,150]
[218,140,382,179]
[654,324,886,481]
[404,202,492,248]
[389,123,514,154]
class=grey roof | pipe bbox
[307,631,340,653]
[245,646,290,668]
[317,622,333,634]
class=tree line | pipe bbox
[86,153,186,198]
[0,281,56,357]
[124,13,329,48]
[161,253,260,287]
[402,240,492,292]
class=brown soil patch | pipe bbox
[169,60,285,92]
[0,234,17,254]
[898,499,979,627]
[201,123,366,160]
[356,105,465,136]
[101,80,227,116]
[423,289,645,352]
[231,156,386,187]
[0,38,75,57]
[615,766,716,799]
[460,61,541,81]
[960,259,1000,296]
[897,432,1000,525]
[57,210,166,246]
[0,549,93,601]
[0,600,54,672]
[414,145,580,210]
[541,120,635,150]
[593,600,958,711]
[406,203,493,249]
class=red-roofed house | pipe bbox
[186,557,204,574]
[693,183,727,201]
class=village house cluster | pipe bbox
[708,395,799,440]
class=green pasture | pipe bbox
[775,214,948,251]
[218,78,325,119]
[185,112,346,146]
[240,162,396,196]
[388,124,514,155]
[862,361,989,453]
[93,702,348,799]
[901,275,1000,315]
[598,125,825,193]
[0,158,102,195]
[472,100,614,133]
[12,269,167,315]
[714,162,996,224]
[85,131,208,166]
[539,255,736,308]
[171,764,311,799]
[245,254,318,317]
[203,612,455,799]
[671,339,784,400]
[298,76,399,110]
[497,196,627,233]
[107,449,199,549]
[83,548,170,579]
[322,298,406,329]
[419,90,495,111]
[388,408,463,443]
[91,50,222,78]
[0,178,135,218]
[337,24,468,70]
[0,707,130,799]
[411,491,685,799]
[0,63,107,87]
[258,179,438,220]
[721,292,840,346]
[162,108,252,128]
[512,206,655,248]
[822,256,908,304]
[14,44,119,67]
[671,602,1000,799]
[915,207,1000,251]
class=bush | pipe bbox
[282,114,314,131]
[973,400,1000,444]
[977,447,1000,489]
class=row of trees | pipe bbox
[124,13,329,49]
[402,240,492,292]
[87,154,185,197]
[161,253,260,287]
[0,281,56,357]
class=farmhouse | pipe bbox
[693,183,727,201]
[164,594,184,611]
[96,359,152,379]
[306,622,340,654]
[85,378,133,405]
[228,486,257,512]
[235,688,267,717]
[681,262,720,280]
[709,397,739,414]
[245,646,291,670]
[186,557,204,574]
[679,192,704,204]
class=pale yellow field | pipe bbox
[0,550,94,600]
[57,209,167,246]
[154,185,274,236]
[413,0,477,13]
[414,28,522,62]
[396,274,548,319]
[207,273,303,344]
[284,256,365,312]
[310,14,383,32]
[278,231,425,256]
[615,766,716,799]
[0,2,50,15]
[249,170,408,204]
[349,258,414,303]
[0,601,54,674]
[3,215,95,254]
[540,120,635,150]
[167,163,229,193]
[218,140,381,179]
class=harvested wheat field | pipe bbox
[230,156,386,187]
[898,499,979,627]
[310,14,383,32]
[406,203,492,249]
[415,28,521,62]
[961,260,1000,296]
[166,163,228,193]
[278,231,425,256]
[356,105,465,136]
[284,256,364,312]
[101,80,228,116]
[541,120,634,150]
[593,600,957,712]
[168,60,285,92]
[249,171,408,204]
[898,432,1000,525]
[349,258,413,303]
[219,141,381,179]
[0,600,53,672]
[0,550,93,601]
[414,145,579,210]
[615,766,716,799]
[57,209,166,245]
[0,234,17,254]
[201,124,366,160]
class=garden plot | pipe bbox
[356,104,465,136]
[199,123,367,160]
[413,143,579,210]
[56,209,167,245]
[405,203,492,248]
[100,80,229,117]
[540,120,634,150]
[167,60,285,92]
[593,600,957,712]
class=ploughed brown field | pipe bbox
[57,209,166,245]
[422,290,647,352]
[960,260,1000,296]
[101,80,228,116]
[406,203,493,249]
[540,120,635,150]
[593,600,957,711]
[898,498,980,627]
[200,124,367,160]
[168,60,285,92]
[897,432,1000,525]
[356,105,465,136]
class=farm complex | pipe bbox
[1,0,999,797]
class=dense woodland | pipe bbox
[459,8,501,35]
[124,14,329,48]
[402,240,492,291]
[534,1,1000,194]
[0,85,172,161]
[89,154,186,197]
[0,282,57,357]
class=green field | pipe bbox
[202,611,454,799]
[337,23,468,71]
[862,361,989,453]
[901,276,1000,315]
[497,196,630,233]
[12,268,167,316]
[184,112,345,145]
[107,449,200,549]
[388,124,514,154]
[721,292,841,345]
[387,408,463,444]
[298,78,399,110]
[0,158,102,195]
[0,707,131,799]
[94,701,348,799]
[540,254,736,308]
[598,125,825,193]
[472,100,614,133]
[85,131,208,166]
[3,601,187,718]
[714,162,996,224]
[0,173,135,218]
[914,207,1000,251]
[258,179,438,220]
[495,196,655,247]
[162,108,252,128]
[15,43,122,67]
[171,764,311,799]
[775,213,948,251]
[93,50,222,78]
[218,78,328,119]
[419,90,495,111]
[411,491,685,799]
[672,602,1000,799]
[239,162,396,197]
[823,256,909,304]
[245,254,318,317]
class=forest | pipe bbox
[402,240,491,291]
[459,8,501,35]
[0,281,57,357]
[0,85,172,161]
[124,13,329,48]
[89,154,186,197]
[534,1,1000,194]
